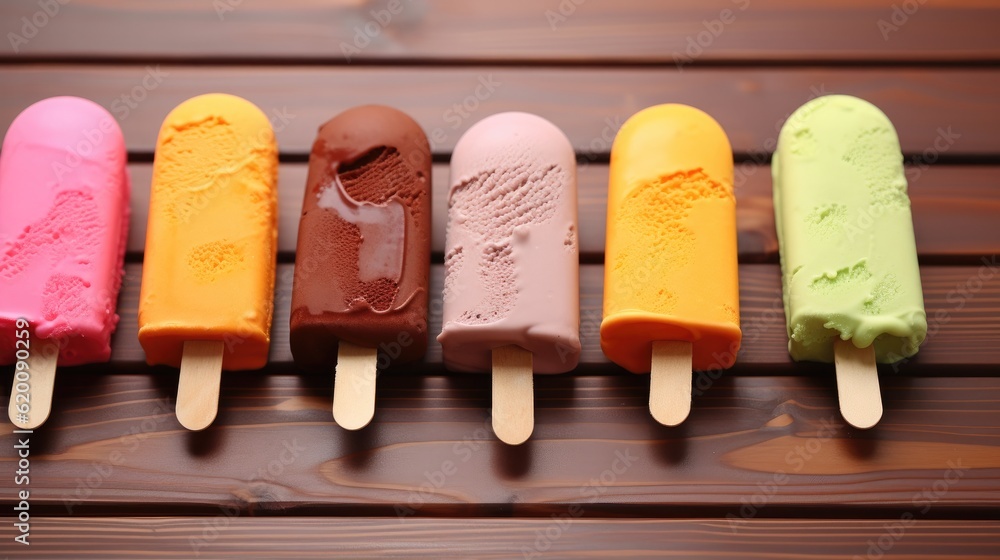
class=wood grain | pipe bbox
[96,263,1000,370]
[2,1,999,63]
[3,66,1000,155]
[1,0,998,552]
[11,517,1000,558]
[1,374,998,516]
[122,162,1000,263]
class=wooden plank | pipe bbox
[3,1,1000,63]
[2,374,998,515]
[3,65,1000,155]
[95,263,1000,369]
[121,162,1000,261]
[12,517,1000,558]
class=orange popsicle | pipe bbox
[601,104,741,425]
[138,93,278,429]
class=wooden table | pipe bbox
[2,2,1000,557]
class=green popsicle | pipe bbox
[773,95,927,364]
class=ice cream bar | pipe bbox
[290,105,431,429]
[439,112,580,372]
[138,93,278,430]
[773,95,926,362]
[290,105,430,369]
[1,97,130,429]
[601,104,741,426]
[773,95,927,428]
[438,112,580,444]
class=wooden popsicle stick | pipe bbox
[834,338,882,429]
[649,340,693,427]
[491,345,534,445]
[176,340,224,431]
[8,337,59,429]
[333,341,378,430]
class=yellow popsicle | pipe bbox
[601,104,741,374]
[138,93,278,371]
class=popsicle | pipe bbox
[601,104,741,426]
[1,97,130,429]
[290,105,431,430]
[438,112,581,445]
[773,94,927,429]
[138,93,278,431]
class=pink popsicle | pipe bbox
[438,112,581,374]
[438,112,580,445]
[0,97,130,369]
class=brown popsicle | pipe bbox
[290,105,431,429]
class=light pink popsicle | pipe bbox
[0,97,130,366]
[438,112,581,373]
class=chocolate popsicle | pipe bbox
[290,105,431,429]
